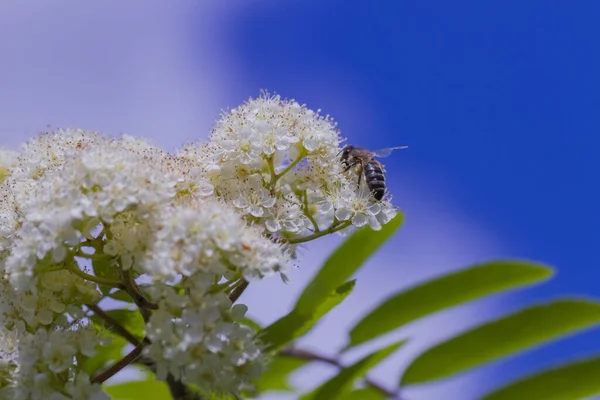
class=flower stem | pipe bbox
[67,262,124,289]
[37,264,68,273]
[302,190,320,232]
[266,155,277,182]
[270,150,306,187]
[287,220,351,244]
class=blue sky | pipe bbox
[219,0,600,395]
[1,1,599,399]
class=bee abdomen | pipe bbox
[364,162,386,200]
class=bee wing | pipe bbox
[372,146,408,158]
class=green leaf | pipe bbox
[481,354,600,400]
[93,257,120,295]
[91,309,145,342]
[348,260,553,348]
[108,289,134,303]
[255,356,309,392]
[108,284,155,303]
[104,379,171,400]
[337,387,387,400]
[401,299,600,385]
[81,335,127,375]
[241,316,263,332]
[303,341,405,400]
[260,280,355,351]
[295,214,403,315]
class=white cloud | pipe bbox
[0,0,236,149]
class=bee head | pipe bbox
[339,145,354,161]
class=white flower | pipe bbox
[66,371,109,400]
[264,198,305,233]
[231,183,277,218]
[42,332,77,373]
[335,186,390,230]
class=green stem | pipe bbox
[103,223,114,240]
[288,220,352,244]
[37,264,68,273]
[67,262,124,289]
[303,190,320,232]
[270,151,306,187]
[266,155,277,183]
[81,236,104,251]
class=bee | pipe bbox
[340,145,408,201]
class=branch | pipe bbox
[121,268,158,312]
[229,279,249,303]
[91,341,147,384]
[281,347,404,399]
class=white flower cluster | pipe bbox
[0,93,400,399]
[145,275,263,396]
[4,133,178,290]
[144,200,288,281]
[181,92,397,237]
[0,325,110,400]
[0,268,100,332]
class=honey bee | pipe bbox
[340,145,408,200]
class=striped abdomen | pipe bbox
[364,161,386,201]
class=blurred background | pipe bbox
[1,1,599,399]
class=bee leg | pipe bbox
[343,161,358,172]
[356,161,364,188]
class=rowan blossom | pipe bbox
[0,92,400,398]
[3,135,179,290]
[141,199,289,281]
[0,325,109,400]
[145,276,264,397]
[183,92,397,238]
